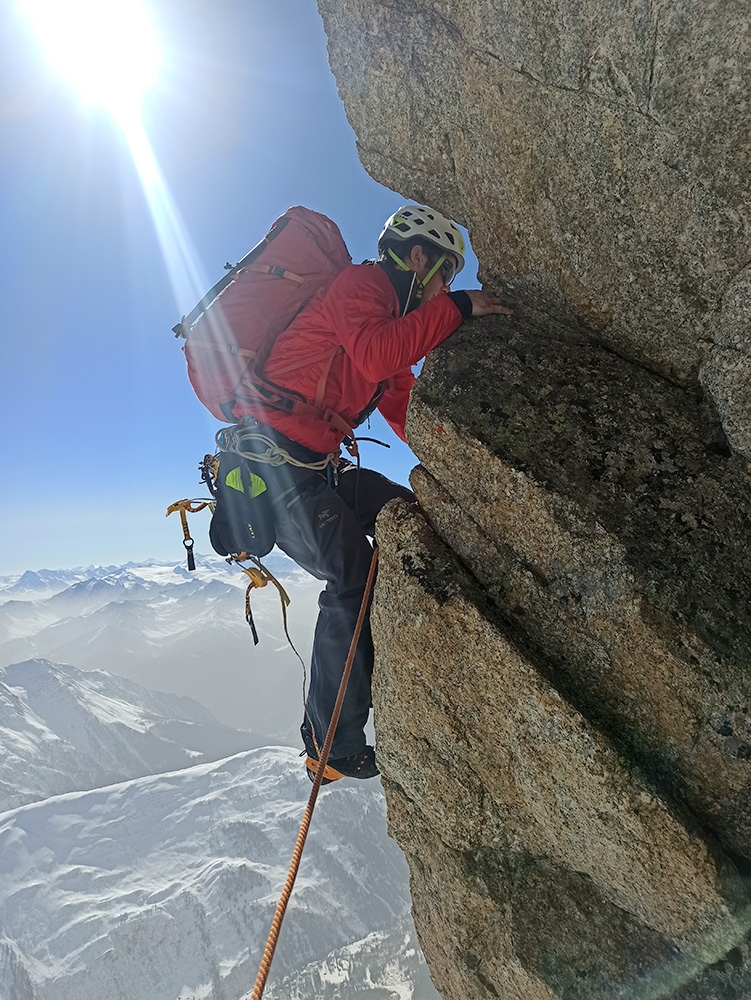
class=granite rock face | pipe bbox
[371,323,751,998]
[372,501,750,1000]
[317,1,751,997]
[318,0,751,454]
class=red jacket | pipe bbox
[233,263,464,454]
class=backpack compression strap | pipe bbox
[172,217,294,338]
[237,377,356,440]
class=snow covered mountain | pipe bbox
[264,918,440,1000]
[0,658,267,812]
[3,567,98,601]
[0,554,321,740]
[0,560,436,998]
[0,748,437,1000]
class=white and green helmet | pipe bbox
[378,204,466,274]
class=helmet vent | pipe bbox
[378,204,465,275]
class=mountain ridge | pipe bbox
[0,657,268,812]
[0,745,433,1000]
[0,554,321,737]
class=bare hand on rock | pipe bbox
[466,289,513,317]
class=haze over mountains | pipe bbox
[0,555,438,999]
[0,554,320,739]
[0,658,267,812]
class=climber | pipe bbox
[232,204,511,783]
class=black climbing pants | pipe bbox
[250,427,414,759]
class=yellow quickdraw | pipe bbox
[167,462,305,682]
[166,499,215,571]
[241,557,297,656]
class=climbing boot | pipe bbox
[305,745,379,784]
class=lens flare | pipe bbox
[119,109,210,316]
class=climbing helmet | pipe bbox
[378,204,466,274]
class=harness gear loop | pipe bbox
[249,546,380,1000]
[199,454,220,497]
[166,499,215,571]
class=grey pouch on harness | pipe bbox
[209,451,276,559]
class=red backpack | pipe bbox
[174,206,352,423]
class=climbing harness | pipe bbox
[249,546,380,1000]
[218,419,389,526]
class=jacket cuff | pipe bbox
[448,290,473,320]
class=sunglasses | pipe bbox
[440,256,457,286]
[421,252,458,289]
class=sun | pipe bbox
[21,0,160,121]
[21,0,203,318]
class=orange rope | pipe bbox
[249,546,380,1000]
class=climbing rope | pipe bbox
[249,545,380,1000]
[216,423,337,471]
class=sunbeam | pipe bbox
[21,0,209,315]
[118,106,209,315]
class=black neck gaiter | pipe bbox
[375,260,422,315]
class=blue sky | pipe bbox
[0,1,479,574]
